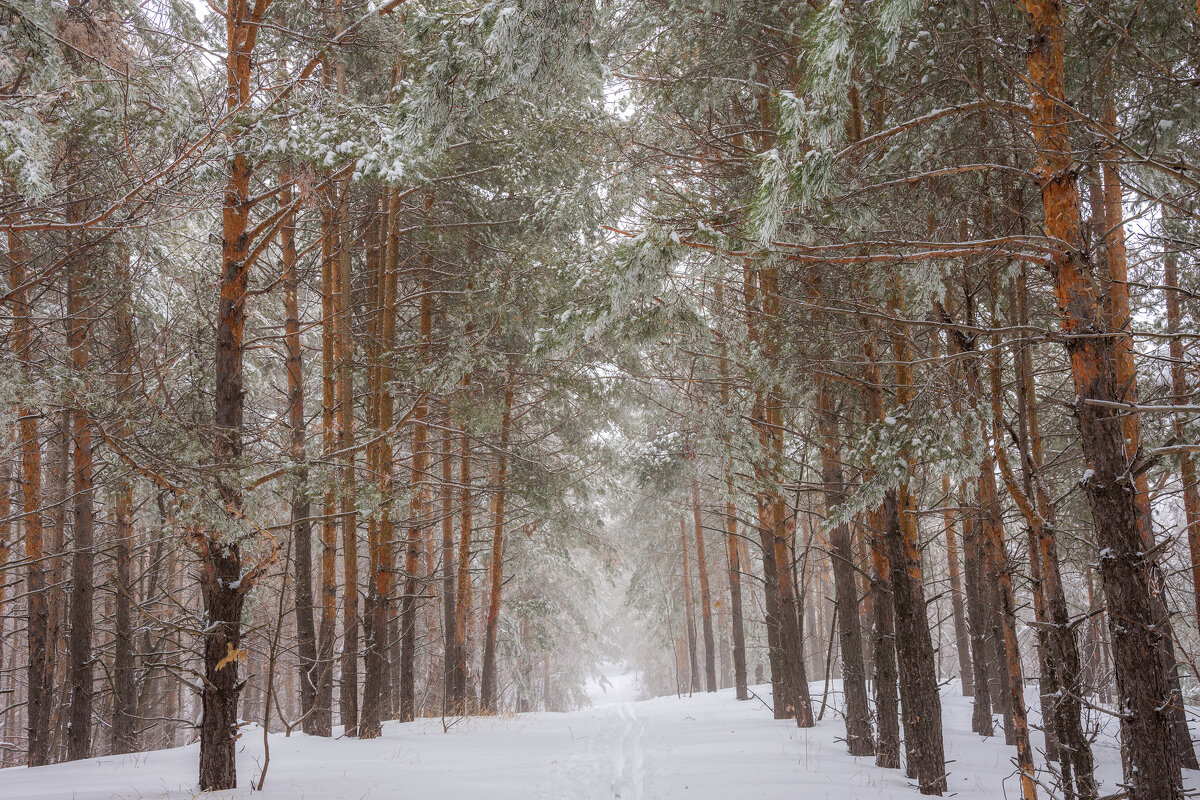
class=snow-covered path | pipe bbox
[1,675,1195,799]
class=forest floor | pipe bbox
[1,670,1196,799]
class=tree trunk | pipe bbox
[860,323,901,770]
[111,246,138,755]
[400,262,432,721]
[759,263,813,728]
[441,413,457,709]
[978,428,1037,800]
[1165,232,1200,633]
[1098,111,1197,772]
[884,277,945,795]
[882,493,947,795]
[962,501,994,736]
[753,498,786,715]
[314,178,339,739]
[46,408,68,758]
[452,389,474,713]
[198,541,247,791]
[8,229,50,767]
[941,475,972,696]
[938,290,994,738]
[953,293,1033,792]
[691,482,717,693]
[0,433,11,766]
[935,317,972,697]
[281,160,319,735]
[741,264,786,718]
[724,484,748,701]
[817,379,873,756]
[680,515,699,695]
[1020,2,1183,794]
[865,509,901,770]
[994,307,1097,800]
[479,380,514,712]
[65,216,95,763]
[714,279,748,701]
[199,2,270,785]
[335,185,359,737]
[422,496,442,716]
[381,196,400,722]
[1008,293,1060,764]
[361,192,396,739]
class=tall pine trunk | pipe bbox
[933,320,972,697]
[452,386,474,712]
[197,0,279,784]
[1020,2,1182,794]
[400,262,432,721]
[680,515,700,694]
[200,6,254,786]
[111,246,138,755]
[479,380,513,711]
[992,297,1097,800]
[362,192,397,738]
[65,216,95,762]
[335,185,359,737]
[866,507,902,770]
[313,188,339,737]
[884,276,945,795]
[758,263,813,726]
[0,434,10,766]
[723,482,748,700]
[978,420,1037,800]
[9,229,50,767]
[940,475,972,696]
[281,160,319,735]
[1165,233,1200,632]
[1098,106,1197,771]
[860,322,901,770]
[691,482,717,693]
[817,379,873,756]
[714,280,748,701]
[441,413,458,709]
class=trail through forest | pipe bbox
[4,1,1200,798]
[1,667,1193,800]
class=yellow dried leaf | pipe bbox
[215,643,247,671]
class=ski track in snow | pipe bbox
[1,671,1198,799]
[611,702,645,800]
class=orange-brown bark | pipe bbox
[452,375,474,713]
[280,158,318,735]
[680,515,699,694]
[992,330,1096,799]
[334,184,359,736]
[885,275,945,795]
[1100,109,1196,771]
[691,481,717,693]
[440,409,457,708]
[1021,2,1182,793]
[713,279,748,700]
[200,0,275,785]
[110,245,137,755]
[817,376,874,756]
[361,192,397,738]
[479,379,514,711]
[65,233,95,761]
[8,229,49,767]
[758,261,813,727]
[1165,236,1200,630]
[314,178,339,738]
[400,269,431,721]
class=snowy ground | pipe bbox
[2,672,1196,799]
